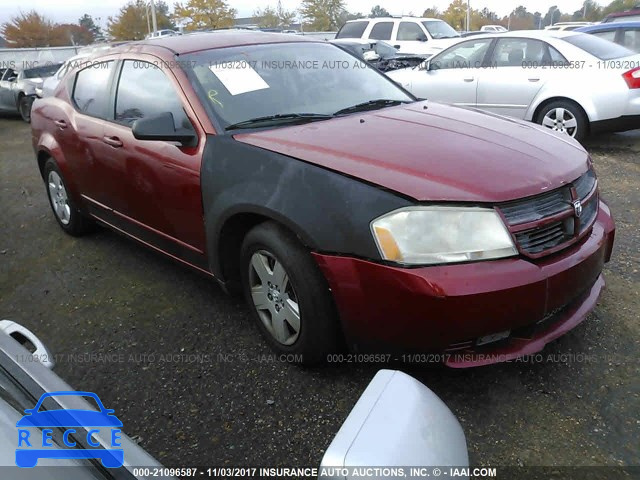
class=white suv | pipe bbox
[336,17,461,55]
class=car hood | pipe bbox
[235,101,589,203]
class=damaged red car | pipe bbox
[31,32,615,366]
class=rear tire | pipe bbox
[43,158,94,236]
[19,95,34,123]
[240,221,340,365]
[535,100,588,142]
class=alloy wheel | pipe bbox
[248,250,301,346]
[48,170,71,225]
[541,107,578,137]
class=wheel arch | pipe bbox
[213,208,316,294]
[529,95,592,125]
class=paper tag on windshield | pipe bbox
[209,62,269,96]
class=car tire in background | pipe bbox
[240,221,340,364]
[43,159,95,236]
[535,99,588,142]
[18,95,34,123]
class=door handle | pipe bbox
[103,136,123,148]
[54,120,67,129]
[528,78,540,82]
[463,77,474,82]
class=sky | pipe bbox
[0,0,595,29]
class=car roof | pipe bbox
[344,17,441,23]
[577,21,640,32]
[454,29,581,41]
[109,30,318,56]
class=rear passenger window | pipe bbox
[72,61,114,117]
[593,30,617,42]
[336,21,368,39]
[114,60,190,129]
[369,22,393,41]
[397,22,427,41]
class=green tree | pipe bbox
[173,0,236,30]
[108,0,174,40]
[602,0,637,16]
[78,14,102,41]
[422,7,441,18]
[254,6,279,28]
[441,0,466,31]
[370,5,390,18]
[300,0,346,31]
[254,1,296,28]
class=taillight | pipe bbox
[623,67,640,89]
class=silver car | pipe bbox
[0,63,62,122]
[387,30,640,141]
[0,320,468,478]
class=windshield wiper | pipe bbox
[333,99,412,116]
[225,113,334,131]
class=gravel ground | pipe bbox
[0,116,638,470]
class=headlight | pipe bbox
[371,206,517,265]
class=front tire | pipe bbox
[535,100,588,142]
[19,95,34,123]
[240,222,340,364]
[43,159,94,236]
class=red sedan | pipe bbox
[31,32,615,366]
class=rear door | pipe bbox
[476,38,562,119]
[66,59,119,208]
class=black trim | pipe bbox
[200,135,411,280]
[591,115,640,134]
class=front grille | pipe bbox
[498,169,598,257]
[515,220,570,254]
[500,189,569,224]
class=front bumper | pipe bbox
[313,200,615,367]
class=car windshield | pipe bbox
[422,21,460,39]
[563,32,634,59]
[23,64,62,79]
[184,42,413,130]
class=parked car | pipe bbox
[32,32,615,367]
[331,38,430,72]
[481,25,507,32]
[335,17,461,55]
[0,63,62,122]
[145,29,180,39]
[0,320,469,475]
[545,22,594,31]
[387,30,640,141]
[602,4,640,23]
[576,21,640,53]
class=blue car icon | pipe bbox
[16,391,124,468]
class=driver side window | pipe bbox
[397,22,427,41]
[115,60,191,130]
[431,39,492,70]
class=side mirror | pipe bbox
[418,36,428,42]
[132,112,197,147]
[420,59,432,71]
[320,370,468,478]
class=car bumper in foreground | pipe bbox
[313,201,615,368]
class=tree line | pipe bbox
[1,0,638,47]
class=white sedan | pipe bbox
[387,30,640,141]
